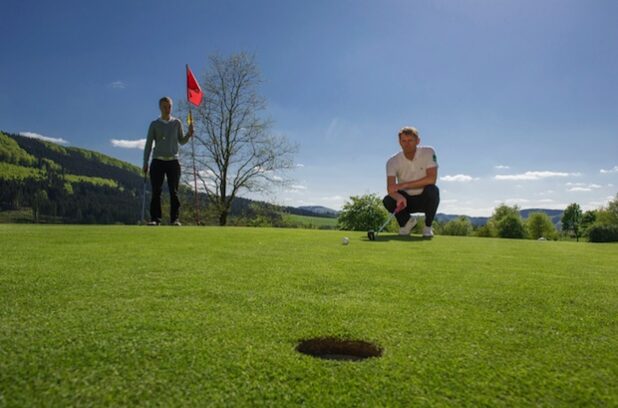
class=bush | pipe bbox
[526,212,557,240]
[588,225,618,242]
[497,213,525,239]
[337,194,388,231]
[442,217,473,236]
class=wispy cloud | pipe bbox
[108,80,126,89]
[600,165,618,174]
[494,165,510,170]
[290,184,307,190]
[296,163,305,168]
[566,182,602,192]
[20,131,68,145]
[440,174,479,182]
[495,198,530,205]
[111,138,146,149]
[495,171,579,181]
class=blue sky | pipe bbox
[1,0,617,215]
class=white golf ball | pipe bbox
[342,237,350,245]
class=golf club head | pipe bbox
[367,230,376,241]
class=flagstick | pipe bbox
[190,107,200,226]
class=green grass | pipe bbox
[1,225,617,407]
[282,213,338,228]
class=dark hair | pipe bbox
[159,96,172,106]
[398,126,419,139]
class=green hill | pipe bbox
[0,131,338,226]
[0,131,144,224]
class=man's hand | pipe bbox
[143,165,148,175]
[396,196,407,213]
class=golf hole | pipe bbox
[296,337,383,361]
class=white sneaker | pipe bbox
[423,226,434,238]
[399,217,417,236]
[171,219,182,226]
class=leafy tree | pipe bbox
[338,194,388,231]
[183,53,296,225]
[487,204,524,238]
[32,189,48,222]
[526,212,557,240]
[475,224,494,238]
[562,203,583,241]
[497,213,525,238]
[441,217,473,236]
[595,194,618,227]
[581,210,597,236]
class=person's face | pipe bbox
[399,133,419,152]
[159,100,172,116]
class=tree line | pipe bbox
[337,194,618,242]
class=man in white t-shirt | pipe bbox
[384,126,440,238]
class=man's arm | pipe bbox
[143,124,154,174]
[178,120,193,145]
[389,167,438,193]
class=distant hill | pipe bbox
[436,208,564,227]
[0,131,337,225]
[296,205,339,217]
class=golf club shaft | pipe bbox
[377,209,398,233]
[141,175,147,222]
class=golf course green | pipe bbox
[1,225,616,406]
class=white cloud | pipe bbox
[296,163,305,168]
[272,175,283,181]
[20,131,69,145]
[566,183,602,192]
[440,174,479,182]
[538,198,554,203]
[600,166,618,174]
[495,198,530,205]
[290,184,307,190]
[494,165,510,169]
[111,139,146,149]
[109,80,126,89]
[495,171,578,181]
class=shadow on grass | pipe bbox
[362,234,428,242]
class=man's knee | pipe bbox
[424,184,440,200]
[383,195,396,210]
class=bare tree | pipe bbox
[180,53,296,226]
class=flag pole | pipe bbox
[189,107,200,226]
[186,63,202,226]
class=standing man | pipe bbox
[143,96,193,226]
[383,126,440,238]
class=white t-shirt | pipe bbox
[386,146,438,196]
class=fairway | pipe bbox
[1,225,617,406]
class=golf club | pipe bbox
[367,208,400,241]
[140,174,147,224]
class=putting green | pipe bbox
[1,225,617,406]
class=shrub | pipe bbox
[588,225,618,242]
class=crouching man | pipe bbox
[383,126,440,238]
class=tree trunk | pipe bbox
[219,209,228,226]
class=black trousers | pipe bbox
[383,184,440,227]
[150,159,181,223]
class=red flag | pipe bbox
[186,64,203,106]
